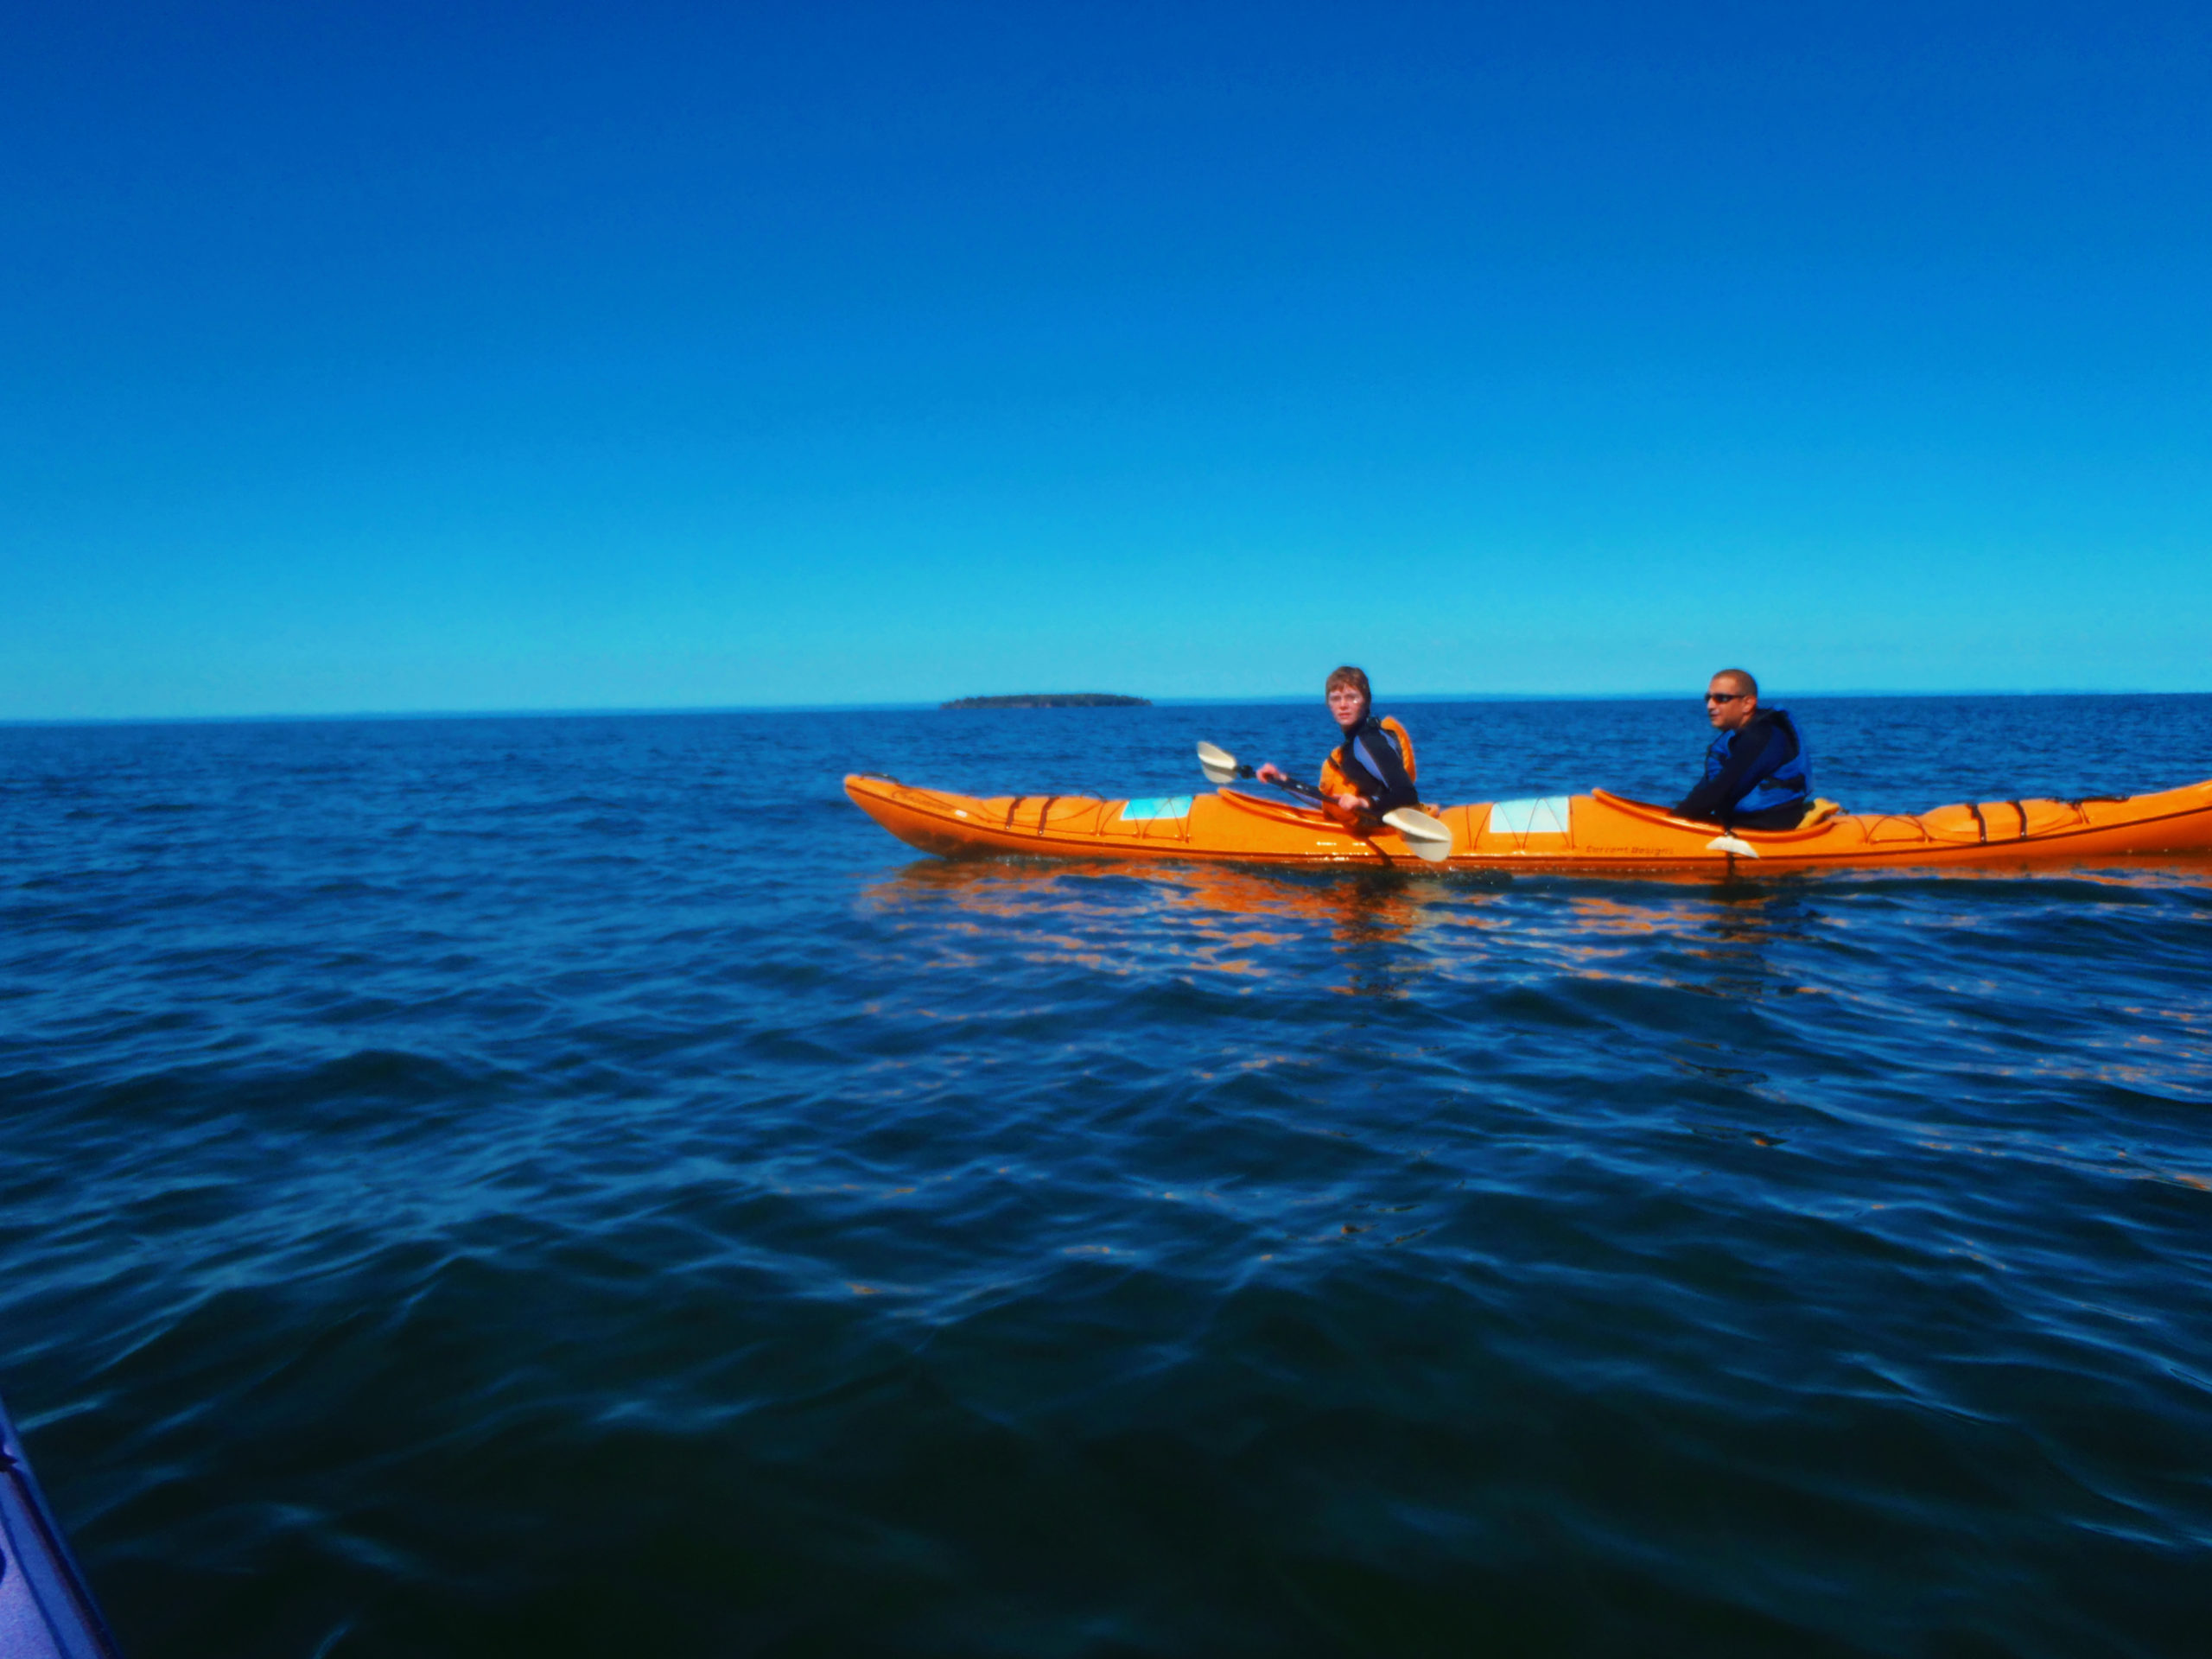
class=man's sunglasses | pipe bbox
[1705,692,1746,704]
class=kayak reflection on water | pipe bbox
[863,858,1457,996]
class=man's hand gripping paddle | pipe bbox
[1196,741,1455,863]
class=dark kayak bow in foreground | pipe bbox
[1,1395,123,1659]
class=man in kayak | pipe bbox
[1256,666,1421,823]
[1675,668,1811,830]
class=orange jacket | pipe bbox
[1319,715,1417,803]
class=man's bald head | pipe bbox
[1705,669,1761,731]
[1713,668,1758,700]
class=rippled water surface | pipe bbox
[5,696,2211,1656]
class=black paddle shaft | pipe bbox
[1232,764,1337,807]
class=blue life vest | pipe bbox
[1704,709,1810,818]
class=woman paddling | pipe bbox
[1255,665,1421,824]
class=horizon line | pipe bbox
[3,686,2204,728]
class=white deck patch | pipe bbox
[1119,796,1194,823]
[1487,796,1573,836]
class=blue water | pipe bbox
[5,696,2211,1657]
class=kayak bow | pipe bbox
[1,1395,123,1659]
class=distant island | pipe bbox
[940,693,1152,710]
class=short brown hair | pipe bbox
[1713,667,1758,700]
[1325,665,1370,699]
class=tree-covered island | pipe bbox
[940,694,1152,709]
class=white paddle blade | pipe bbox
[1382,807,1455,862]
[1195,741,1241,785]
[1706,834,1759,858]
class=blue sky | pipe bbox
[5,2,2208,718]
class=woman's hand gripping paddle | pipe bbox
[1195,741,1455,863]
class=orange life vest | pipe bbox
[1319,715,1418,805]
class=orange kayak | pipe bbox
[844,772,2212,872]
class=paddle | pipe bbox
[1706,834,1759,858]
[1195,741,1455,863]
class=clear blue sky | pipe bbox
[5,3,2208,718]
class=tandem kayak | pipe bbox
[0,1395,122,1659]
[843,772,2212,873]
